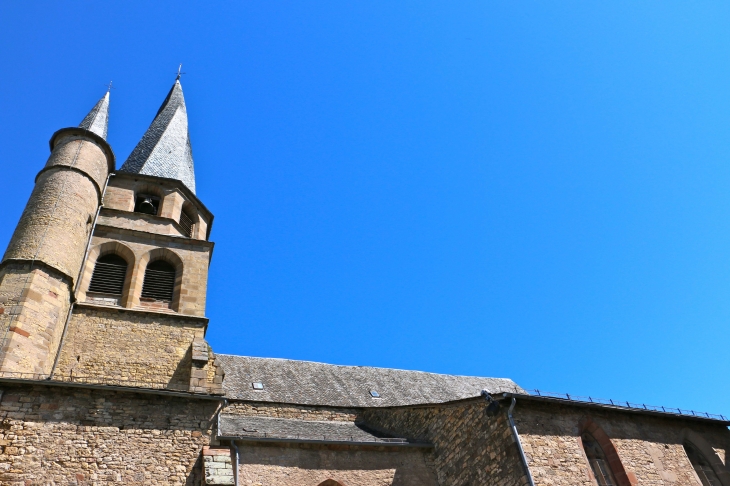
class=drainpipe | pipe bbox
[215,398,238,486]
[508,397,536,486]
[230,440,239,486]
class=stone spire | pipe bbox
[78,91,110,140]
[119,79,196,193]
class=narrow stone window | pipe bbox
[179,208,195,237]
[582,433,618,486]
[134,193,160,216]
[141,260,176,302]
[317,481,344,486]
[684,441,722,486]
[88,254,127,295]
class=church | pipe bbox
[0,77,727,485]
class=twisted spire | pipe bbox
[119,79,196,193]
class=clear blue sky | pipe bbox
[1,2,729,415]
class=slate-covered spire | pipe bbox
[78,91,110,140]
[120,79,196,193]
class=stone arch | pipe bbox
[135,248,184,312]
[79,241,136,307]
[681,428,730,486]
[317,480,346,486]
[133,182,165,199]
[578,417,635,486]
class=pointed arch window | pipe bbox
[88,254,128,295]
[317,481,344,486]
[141,260,176,302]
[684,441,722,486]
[582,433,619,486]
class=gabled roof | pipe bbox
[78,92,110,140]
[120,79,196,193]
[217,355,523,408]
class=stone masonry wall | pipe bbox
[222,401,439,485]
[0,383,220,485]
[237,442,438,486]
[78,228,212,316]
[3,169,98,286]
[224,401,359,422]
[513,399,730,486]
[103,175,210,240]
[55,306,207,390]
[363,399,530,486]
[45,135,110,192]
[98,209,189,238]
[4,135,110,285]
[0,263,71,376]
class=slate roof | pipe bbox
[217,355,523,408]
[219,415,412,444]
[78,92,110,140]
[119,79,196,193]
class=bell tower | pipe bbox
[51,78,222,394]
[0,92,113,376]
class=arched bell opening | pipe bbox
[135,248,184,312]
[81,242,136,307]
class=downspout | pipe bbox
[230,440,239,486]
[49,173,114,379]
[216,398,238,486]
[508,397,536,486]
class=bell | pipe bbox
[137,197,157,215]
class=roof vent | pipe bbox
[252,382,264,390]
[369,390,380,398]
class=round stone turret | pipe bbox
[2,127,114,285]
[0,92,112,376]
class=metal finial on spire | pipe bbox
[106,81,115,92]
[176,64,186,80]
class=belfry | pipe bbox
[0,78,726,485]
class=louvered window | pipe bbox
[179,209,195,237]
[684,442,722,486]
[141,260,176,302]
[88,254,127,295]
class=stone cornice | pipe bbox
[93,222,215,251]
[74,301,209,327]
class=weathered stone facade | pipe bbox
[55,305,212,391]
[513,398,730,486]
[237,443,438,486]
[0,128,112,376]
[363,399,530,486]
[102,174,210,241]
[3,132,112,284]
[0,264,71,376]
[0,383,220,485]
[78,224,213,316]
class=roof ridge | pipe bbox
[216,353,509,380]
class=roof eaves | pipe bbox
[499,392,730,425]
